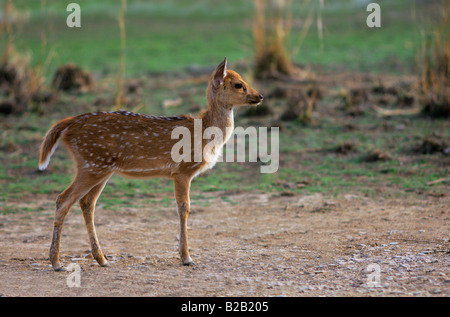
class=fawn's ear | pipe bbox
[212,57,227,89]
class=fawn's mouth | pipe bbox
[248,94,264,106]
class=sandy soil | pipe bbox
[0,190,448,297]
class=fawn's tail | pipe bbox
[39,117,75,171]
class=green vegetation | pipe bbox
[1,1,448,214]
[9,0,434,75]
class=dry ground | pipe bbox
[0,190,448,297]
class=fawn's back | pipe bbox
[61,110,206,178]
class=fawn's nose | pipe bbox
[259,94,264,101]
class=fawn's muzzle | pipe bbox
[248,94,264,105]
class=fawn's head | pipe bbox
[207,58,263,109]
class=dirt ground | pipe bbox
[0,190,448,297]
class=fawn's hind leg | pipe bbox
[50,187,83,271]
[79,177,110,267]
[50,171,110,271]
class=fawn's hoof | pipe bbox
[53,264,64,272]
[182,258,196,266]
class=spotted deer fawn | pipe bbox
[39,58,263,271]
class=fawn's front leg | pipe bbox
[174,175,195,266]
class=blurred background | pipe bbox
[2,1,446,72]
[0,0,448,212]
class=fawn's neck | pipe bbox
[202,96,234,144]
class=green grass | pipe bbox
[1,111,448,214]
[6,0,435,76]
[0,1,448,215]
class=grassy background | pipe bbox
[1,0,448,214]
[10,0,439,74]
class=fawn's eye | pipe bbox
[234,83,243,89]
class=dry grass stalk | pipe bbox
[301,86,316,123]
[1,0,17,63]
[317,0,324,52]
[0,0,46,114]
[253,0,293,79]
[418,1,449,118]
[374,105,421,117]
[114,0,127,110]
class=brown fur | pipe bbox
[39,58,263,270]
[39,116,76,170]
